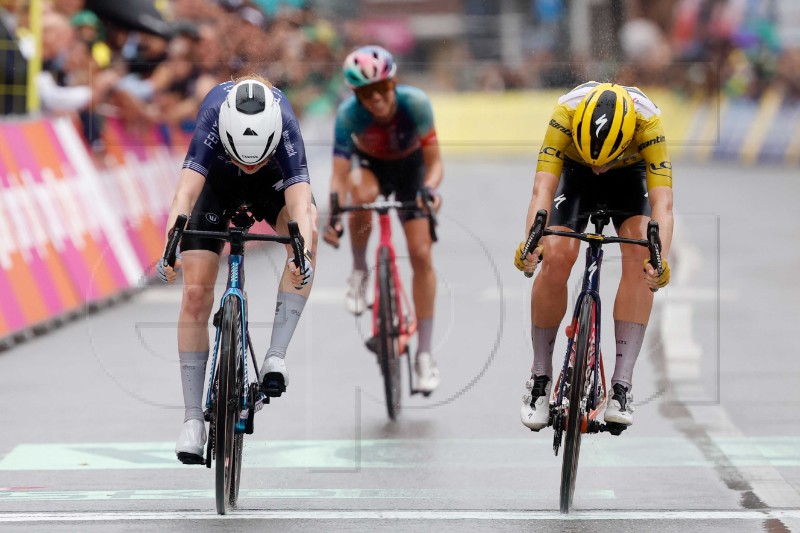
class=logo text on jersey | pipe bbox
[637,135,665,152]
[539,146,564,160]
[648,160,672,177]
[554,194,567,209]
[282,130,296,157]
[549,119,572,137]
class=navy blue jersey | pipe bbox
[182,81,310,191]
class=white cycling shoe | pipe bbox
[604,383,634,426]
[520,375,551,431]
[260,355,289,397]
[414,352,440,394]
[175,419,206,464]
[345,270,368,315]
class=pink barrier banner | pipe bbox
[0,116,180,338]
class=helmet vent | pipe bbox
[236,83,266,115]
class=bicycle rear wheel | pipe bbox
[560,296,594,513]
[215,297,244,514]
[377,247,401,420]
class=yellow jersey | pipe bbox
[536,82,672,190]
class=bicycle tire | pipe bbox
[378,247,402,420]
[559,296,594,513]
[215,297,243,514]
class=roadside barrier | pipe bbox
[0,115,181,346]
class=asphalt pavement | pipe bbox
[1,157,798,532]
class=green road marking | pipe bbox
[0,437,798,471]
[0,488,615,502]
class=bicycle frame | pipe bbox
[553,240,609,433]
[205,229,252,434]
[372,208,417,358]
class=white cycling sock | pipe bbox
[531,325,559,379]
[417,318,434,354]
[611,320,647,391]
[265,291,307,359]
[179,351,208,422]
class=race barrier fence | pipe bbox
[0,115,181,347]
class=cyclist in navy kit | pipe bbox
[159,76,317,464]
[322,45,444,394]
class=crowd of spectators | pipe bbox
[3,0,800,156]
[440,0,800,102]
[0,0,349,155]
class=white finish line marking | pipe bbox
[2,510,800,522]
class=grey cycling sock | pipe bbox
[179,351,208,422]
[352,244,368,273]
[531,325,559,379]
[611,320,647,391]
[417,318,434,354]
[266,291,308,359]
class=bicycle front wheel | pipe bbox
[377,247,401,421]
[560,296,594,514]
[215,297,244,515]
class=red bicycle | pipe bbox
[330,191,437,420]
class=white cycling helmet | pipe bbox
[218,79,282,166]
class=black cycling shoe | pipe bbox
[261,372,286,398]
[176,452,204,465]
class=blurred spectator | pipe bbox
[36,11,118,149]
[70,9,111,68]
[0,0,31,114]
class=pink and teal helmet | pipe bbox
[342,45,397,89]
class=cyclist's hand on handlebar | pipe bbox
[514,241,543,274]
[323,219,344,248]
[288,249,314,289]
[643,258,670,290]
[157,253,182,283]
[419,186,442,214]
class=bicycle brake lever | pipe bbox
[165,214,188,267]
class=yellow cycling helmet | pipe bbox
[572,83,635,166]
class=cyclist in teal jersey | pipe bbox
[323,45,444,393]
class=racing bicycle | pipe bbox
[329,191,437,420]
[520,208,663,513]
[164,209,306,514]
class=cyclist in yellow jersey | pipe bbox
[514,82,674,430]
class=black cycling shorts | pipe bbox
[355,148,425,223]
[548,159,651,232]
[181,167,314,255]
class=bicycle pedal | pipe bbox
[605,422,627,436]
[365,335,379,354]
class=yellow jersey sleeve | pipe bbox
[634,113,672,190]
[535,104,574,176]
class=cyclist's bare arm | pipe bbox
[324,156,351,247]
[525,171,559,255]
[161,168,206,282]
[420,142,444,211]
[166,168,206,241]
[283,181,315,252]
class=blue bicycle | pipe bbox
[164,209,305,515]
[521,208,663,513]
